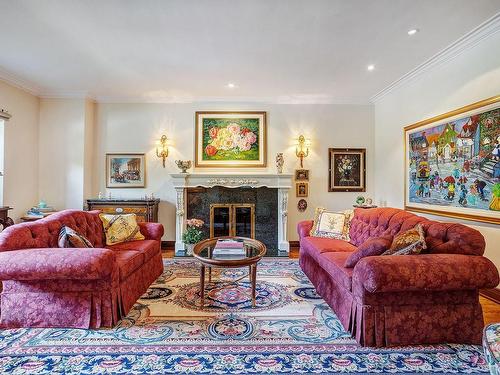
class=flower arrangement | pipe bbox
[205,123,258,157]
[182,218,205,244]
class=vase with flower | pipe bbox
[182,218,205,255]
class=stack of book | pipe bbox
[212,239,246,259]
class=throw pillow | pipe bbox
[383,223,427,256]
[310,207,349,240]
[344,235,393,268]
[99,213,145,246]
[58,226,93,248]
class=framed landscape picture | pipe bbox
[195,111,267,168]
[295,169,309,181]
[404,95,500,224]
[328,148,366,192]
[106,153,146,188]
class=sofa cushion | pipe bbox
[107,240,160,263]
[344,235,392,268]
[58,226,93,248]
[301,236,357,259]
[114,250,144,280]
[317,252,353,291]
[383,224,426,256]
[310,208,354,241]
[99,213,145,246]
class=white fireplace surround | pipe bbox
[170,172,293,255]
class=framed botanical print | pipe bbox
[106,153,146,188]
[195,111,267,168]
[296,182,308,197]
[404,95,500,224]
[328,148,366,192]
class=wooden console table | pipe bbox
[86,199,160,222]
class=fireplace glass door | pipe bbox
[210,204,255,238]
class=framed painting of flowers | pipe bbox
[328,148,366,192]
[195,111,267,167]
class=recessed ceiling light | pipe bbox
[367,65,375,71]
[408,28,419,35]
[226,82,236,88]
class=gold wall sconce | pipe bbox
[156,135,169,167]
[295,135,310,168]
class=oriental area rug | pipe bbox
[0,259,490,374]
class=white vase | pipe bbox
[185,243,195,256]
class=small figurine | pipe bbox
[276,153,284,174]
[175,160,192,173]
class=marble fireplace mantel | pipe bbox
[170,172,293,255]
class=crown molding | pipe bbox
[0,67,41,96]
[38,91,95,100]
[370,12,500,103]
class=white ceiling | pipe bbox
[0,0,499,103]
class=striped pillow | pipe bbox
[99,213,145,246]
[58,226,93,248]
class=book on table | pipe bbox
[213,239,246,257]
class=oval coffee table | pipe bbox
[193,237,267,309]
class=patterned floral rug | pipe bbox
[0,259,489,374]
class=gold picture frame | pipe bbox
[195,111,267,168]
[296,182,308,197]
[404,95,500,225]
[106,153,146,188]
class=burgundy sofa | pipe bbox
[0,209,164,329]
[298,207,499,347]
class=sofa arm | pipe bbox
[138,222,164,241]
[353,254,499,295]
[297,221,314,239]
[0,248,116,281]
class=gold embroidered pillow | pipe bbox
[383,224,427,256]
[310,207,348,240]
[99,213,145,246]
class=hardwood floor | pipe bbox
[163,247,500,326]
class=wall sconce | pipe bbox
[156,135,169,167]
[295,135,310,168]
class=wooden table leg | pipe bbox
[200,264,206,308]
[251,263,257,307]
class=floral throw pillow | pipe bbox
[99,213,145,246]
[58,226,93,248]
[383,224,427,256]
[310,207,351,241]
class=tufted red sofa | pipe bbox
[298,207,499,347]
[0,209,164,329]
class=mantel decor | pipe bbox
[195,111,267,168]
[328,148,366,192]
[404,95,500,224]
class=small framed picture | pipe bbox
[296,182,308,197]
[297,199,308,212]
[295,169,309,181]
[106,153,146,188]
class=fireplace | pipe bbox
[170,172,292,256]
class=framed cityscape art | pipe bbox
[195,111,267,168]
[106,153,146,188]
[328,148,366,192]
[404,95,500,224]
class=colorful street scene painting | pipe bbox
[195,112,266,167]
[406,104,500,218]
[106,153,146,188]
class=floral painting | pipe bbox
[405,96,500,224]
[195,112,267,167]
[328,148,366,192]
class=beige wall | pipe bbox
[374,31,500,269]
[95,103,375,242]
[0,81,39,221]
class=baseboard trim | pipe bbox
[161,241,175,250]
[480,288,500,304]
[289,240,299,248]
